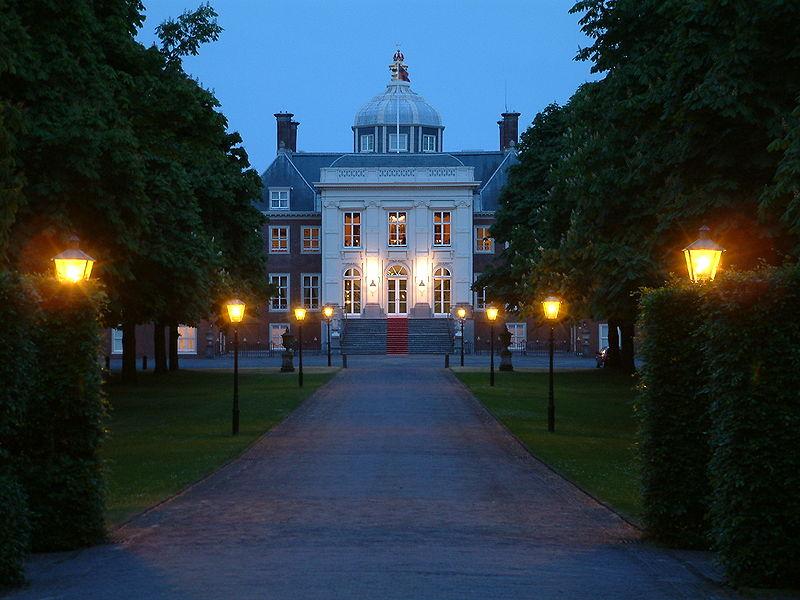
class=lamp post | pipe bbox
[486,305,499,386]
[542,295,562,433]
[683,225,725,283]
[294,307,307,387]
[456,306,467,367]
[52,236,95,283]
[226,299,246,435]
[322,304,334,367]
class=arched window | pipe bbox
[386,264,408,277]
[343,268,361,315]
[433,267,451,315]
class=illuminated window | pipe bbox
[422,134,436,152]
[506,323,526,351]
[302,274,321,309]
[433,211,451,246]
[269,273,289,311]
[388,211,407,246]
[343,268,361,315]
[360,134,374,152]
[177,325,197,354]
[270,323,290,350]
[475,226,494,253]
[433,267,452,315]
[302,226,320,253]
[389,133,408,152]
[343,212,361,248]
[269,226,289,254]
[269,189,290,210]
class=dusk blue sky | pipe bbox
[136,1,599,171]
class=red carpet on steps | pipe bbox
[386,318,408,354]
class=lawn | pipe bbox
[102,368,336,526]
[454,369,641,520]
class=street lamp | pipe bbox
[542,295,562,433]
[486,305,499,386]
[322,304,334,367]
[683,225,724,283]
[293,306,307,387]
[52,236,95,283]
[456,306,468,367]
[226,299,246,435]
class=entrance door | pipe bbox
[386,265,408,315]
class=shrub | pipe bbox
[704,266,800,588]
[637,283,711,548]
[20,277,108,551]
[0,469,29,587]
[0,271,34,586]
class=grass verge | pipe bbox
[454,369,641,521]
[102,368,336,526]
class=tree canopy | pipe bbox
[0,1,268,376]
[481,0,800,371]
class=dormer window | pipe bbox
[269,188,290,210]
[422,134,436,152]
[389,133,408,152]
[360,134,375,152]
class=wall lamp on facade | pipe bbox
[683,225,724,283]
[369,279,377,289]
[53,235,95,283]
[418,279,426,289]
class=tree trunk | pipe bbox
[168,322,179,371]
[121,320,137,383]
[619,320,637,374]
[605,318,621,370]
[154,321,167,373]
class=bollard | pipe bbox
[444,353,450,368]
[142,355,148,371]
[342,354,348,369]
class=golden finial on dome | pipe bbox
[390,48,410,82]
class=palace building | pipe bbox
[107,52,607,360]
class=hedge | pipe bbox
[0,272,33,586]
[637,283,711,548]
[704,266,800,588]
[19,276,108,552]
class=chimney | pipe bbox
[498,111,521,151]
[275,112,299,153]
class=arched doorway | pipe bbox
[386,264,408,316]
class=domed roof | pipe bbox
[354,81,442,128]
[353,52,442,128]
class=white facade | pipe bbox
[317,165,479,318]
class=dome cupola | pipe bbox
[352,51,444,154]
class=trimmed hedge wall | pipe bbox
[0,272,107,585]
[704,267,800,588]
[637,284,711,548]
[0,272,33,587]
[20,277,108,551]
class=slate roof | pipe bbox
[258,150,518,213]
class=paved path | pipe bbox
[8,358,732,599]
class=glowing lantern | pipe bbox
[226,299,246,324]
[294,306,307,322]
[52,236,94,283]
[322,305,334,320]
[486,305,499,322]
[683,226,724,283]
[456,306,467,321]
[542,296,562,321]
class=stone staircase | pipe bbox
[408,319,453,354]
[341,318,453,355]
[386,318,409,354]
[341,319,387,355]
